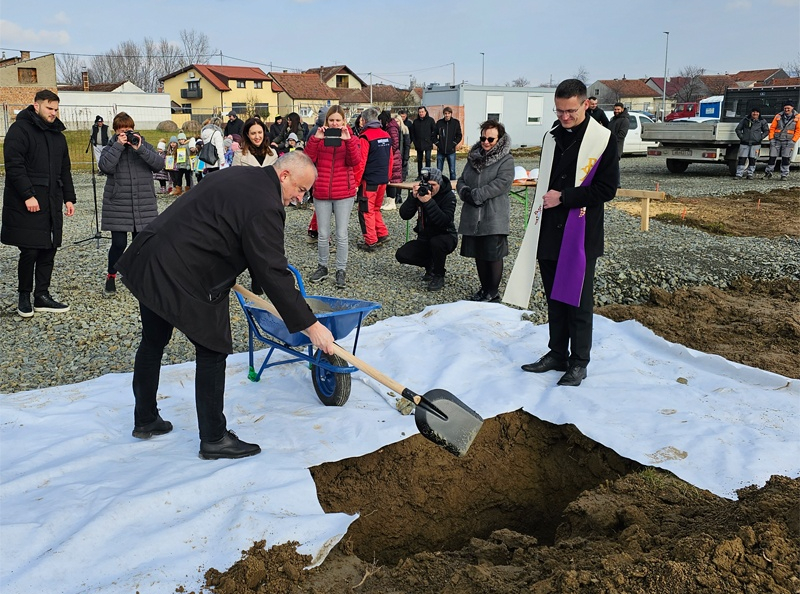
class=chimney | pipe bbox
[20,51,30,60]
[82,71,89,92]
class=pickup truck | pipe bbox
[642,85,800,174]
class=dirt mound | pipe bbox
[597,277,800,379]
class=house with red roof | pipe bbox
[587,78,661,113]
[159,64,277,120]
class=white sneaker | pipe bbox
[380,200,396,211]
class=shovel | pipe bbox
[233,284,484,457]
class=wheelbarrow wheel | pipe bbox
[311,350,351,406]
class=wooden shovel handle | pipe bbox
[233,284,416,403]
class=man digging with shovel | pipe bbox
[116,151,335,460]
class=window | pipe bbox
[335,75,349,89]
[237,80,246,88]
[486,95,504,122]
[254,81,263,89]
[181,103,192,115]
[18,68,37,84]
[188,80,200,90]
[254,103,269,117]
[232,102,247,115]
[526,96,543,124]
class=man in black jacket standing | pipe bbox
[586,96,610,127]
[519,79,617,386]
[116,152,335,460]
[2,89,76,318]
[608,103,630,187]
[224,110,244,138]
[435,107,462,180]
[412,106,437,179]
[395,167,457,291]
[90,115,109,168]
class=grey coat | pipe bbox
[457,134,514,237]
[99,134,164,232]
[735,116,769,146]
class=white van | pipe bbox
[604,110,657,155]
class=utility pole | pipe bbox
[662,32,669,121]
[369,72,373,104]
[480,53,485,86]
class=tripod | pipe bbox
[74,136,110,247]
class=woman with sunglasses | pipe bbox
[456,119,514,302]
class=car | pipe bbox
[604,110,657,155]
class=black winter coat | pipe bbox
[412,115,437,151]
[115,166,317,353]
[608,110,630,158]
[99,134,164,232]
[1,106,76,249]
[435,117,462,154]
[399,176,457,239]
[224,116,244,138]
[538,117,618,261]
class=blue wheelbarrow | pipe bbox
[234,264,381,407]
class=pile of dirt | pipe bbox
[610,187,799,238]
[194,189,799,593]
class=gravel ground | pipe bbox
[1,156,798,394]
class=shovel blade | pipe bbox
[411,389,484,457]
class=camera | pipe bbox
[418,169,431,196]
[323,127,342,147]
[123,130,139,146]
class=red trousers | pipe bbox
[358,183,389,245]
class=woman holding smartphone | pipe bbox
[303,105,362,289]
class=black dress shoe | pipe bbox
[132,414,173,439]
[521,353,569,373]
[558,365,588,386]
[469,288,487,301]
[199,430,261,460]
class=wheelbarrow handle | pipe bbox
[232,284,417,405]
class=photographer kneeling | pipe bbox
[98,112,165,295]
[395,167,457,291]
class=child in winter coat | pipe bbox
[152,138,172,194]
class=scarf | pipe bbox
[503,117,610,308]
[466,133,511,173]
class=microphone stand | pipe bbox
[74,135,110,247]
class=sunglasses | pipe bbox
[479,136,497,143]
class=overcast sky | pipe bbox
[1,0,798,88]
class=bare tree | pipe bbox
[573,66,589,83]
[674,65,706,102]
[56,53,84,85]
[507,76,530,87]
[781,54,800,77]
[180,29,213,65]
[62,29,215,93]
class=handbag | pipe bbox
[198,137,218,165]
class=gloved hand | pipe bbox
[459,185,478,206]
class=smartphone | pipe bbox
[324,127,342,147]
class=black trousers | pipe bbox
[416,148,432,175]
[108,230,138,275]
[132,302,228,442]
[538,257,597,366]
[18,247,57,295]
[395,234,457,276]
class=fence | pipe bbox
[1,103,173,138]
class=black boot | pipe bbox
[18,292,33,318]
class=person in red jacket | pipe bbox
[303,106,362,288]
[353,107,392,251]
